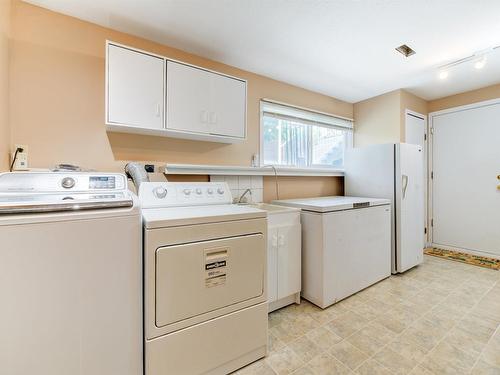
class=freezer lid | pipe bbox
[272,196,390,213]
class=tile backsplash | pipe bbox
[210,175,263,203]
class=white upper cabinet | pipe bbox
[166,61,211,135]
[106,43,165,130]
[209,70,246,138]
[106,42,247,143]
[166,61,246,140]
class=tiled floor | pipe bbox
[236,255,500,375]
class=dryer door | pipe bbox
[155,233,265,327]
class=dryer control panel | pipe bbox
[138,182,232,208]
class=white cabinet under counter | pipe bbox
[252,203,301,312]
[105,41,247,143]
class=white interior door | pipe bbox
[431,101,500,258]
[405,111,428,244]
[405,112,426,147]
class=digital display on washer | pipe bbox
[89,176,116,189]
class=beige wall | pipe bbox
[0,0,10,171]
[353,89,427,146]
[9,1,351,168]
[8,0,348,195]
[353,90,401,146]
[428,83,500,112]
[263,176,343,202]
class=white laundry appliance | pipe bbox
[272,196,391,309]
[139,181,268,375]
[345,143,425,273]
[0,172,142,375]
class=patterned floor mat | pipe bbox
[424,248,500,270]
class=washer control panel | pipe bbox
[138,182,232,208]
[0,172,126,193]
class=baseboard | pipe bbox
[268,293,301,313]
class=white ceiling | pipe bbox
[25,0,500,102]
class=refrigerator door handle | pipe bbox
[402,174,409,199]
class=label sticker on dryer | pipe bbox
[205,260,226,270]
[204,247,228,288]
[205,274,226,288]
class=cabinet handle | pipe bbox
[402,174,409,199]
[272,234,278,247]
[200,110,208,123]
[209,111,217,124]
[278,234,285,247]
[155,103,161,117]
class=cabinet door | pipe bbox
[267,227,278,303]
[209,73,246,138]
[277,224,301,299]
[107,44,165,129]
[166,61,211,135]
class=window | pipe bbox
[261,100,353,169]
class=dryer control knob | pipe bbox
[207,188,214,195]
[183,188,192,196]
[61,177,75,189]
[154,187,168,199]
[195,188,202,195]
[217,187,225,195]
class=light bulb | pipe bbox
[474,57,486,69]
[439,70,449,80]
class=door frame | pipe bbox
[427,97,500,250]
[404,109,430,246]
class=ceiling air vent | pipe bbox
[395,44,416,57]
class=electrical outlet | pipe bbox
[11,144,29,171]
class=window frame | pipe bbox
[259,99,353,170]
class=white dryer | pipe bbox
[0,172,142,375]
[139,181,268,375]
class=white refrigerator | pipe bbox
[345,143,424,273]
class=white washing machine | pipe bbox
[0,172,142,375]
[139,181,268,375]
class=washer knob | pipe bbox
[61,177,75,189]
[196,188,202,195]
[183,188,192,196]
[217,187,225,195]
[154,187,168,199]
[207,188,214,195]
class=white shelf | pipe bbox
[163,163,344,177]
[106,124,244,143]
